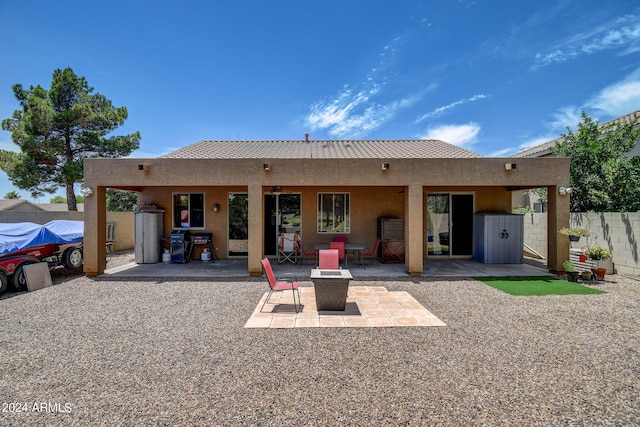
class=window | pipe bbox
[173,193,204,229]
[317,193,350,233]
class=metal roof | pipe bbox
[161,139,483,159]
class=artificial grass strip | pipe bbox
[475,276,607,296]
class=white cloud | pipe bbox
[533,13,640,69]
[305,83,406,139]
[519,68,640,153]
[585,68,640,116]
[418,122,481,148]
[547,106,583,132]
[415,94,488,123]
[519,108,591,154]
[488,147,516,157]
[306,87,367,132]
[303,68,426,138]
[541,67,640,138]
[301,31,430,138]
[129,148,166,158]
[518,136,556,151]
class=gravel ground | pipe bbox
[1,252,639,426]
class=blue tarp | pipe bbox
[43,220,84,244]
[0,220,84,256]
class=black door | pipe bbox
[264,195,277,255]
[451,194,474,256]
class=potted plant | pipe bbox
[558,227,590,242]
[563,260,579,282]
[583,246,612,261]
[581,271,592,281]
[583,246,612,280]
[590,268,606,281]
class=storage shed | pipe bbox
[473,213,524,264]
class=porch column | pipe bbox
[405,183,424,276]
[248,182,264,277]
[547,185,570,273]
[84,185,107,277]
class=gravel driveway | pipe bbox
[1,257,639,426]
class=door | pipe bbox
[228,193,248,257]
[451,194,474,256]
[427,193,474,257]
[264,193,301,256]
[427,194,450,256]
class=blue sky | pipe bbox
[1,0,640,200]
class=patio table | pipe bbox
[312,243,366,267]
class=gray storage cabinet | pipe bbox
[473,213,523,264]
[135,210,164,263]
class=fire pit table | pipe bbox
[310,268,353,311]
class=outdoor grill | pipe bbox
[189,232,214,262]
[191,232,211,245]
[169,230,191,263]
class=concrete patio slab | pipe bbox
[102,258,552,280]
[245,285,446,328]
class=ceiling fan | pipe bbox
[268,186,293,196]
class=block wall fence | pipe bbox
[524,212,640,277]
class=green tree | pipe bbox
[553,111,640,212]
[4,191,20,199]
[1,67,141,211]
[50,195,66,203]
[51,194,84,204]
[106,189,137,212]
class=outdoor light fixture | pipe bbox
[559,186,573,195]
[381,163,390,171]
[263,163,270,171]
[504,163,516,170]
[213,203,220,212]
[80,187,93,197]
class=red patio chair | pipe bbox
[361,239,381,269]
[260,257,301,313]
[296,235,316,265]
[318,249,339,270]
[330,241,346,267]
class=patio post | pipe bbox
[405,183,424,276]
[84,185,107,276]
[547,184,571,273]
[248,182,264,277]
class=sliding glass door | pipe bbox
[427,193,474,257]
[264,193,301,256]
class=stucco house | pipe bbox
[0,199,85,212]
[83,137,570,277]
[0,199,45,211]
